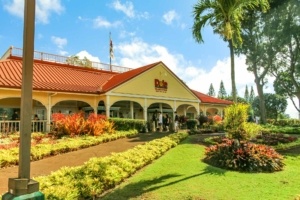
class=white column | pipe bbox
[106,96,110,118]
[130,101,134,119]
[143,98,148,121]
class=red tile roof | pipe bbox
[0,58,116,94]
[101,61,161,92]
[0,56,232,106]
[191,89,233,105]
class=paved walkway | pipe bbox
[0,132,172,195]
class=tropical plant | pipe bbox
[204,138,285,172]
[192,0,269,103]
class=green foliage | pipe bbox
[266,119,300,127]
[204,138,285,172]
[254,132,298,146]
[0,130,138,168]
[66,55,92,68]
[227,122,263,141]
[186,119,198,130]
[217,80,227,99]
[109,118,147,132]
[35,132,188,199]
[265,125,300,135]
[244,85,249,102]
[224,103,249,130]
[252,93,288,120]
[207,83,215,97]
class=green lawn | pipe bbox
[101,135,300,200]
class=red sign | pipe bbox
[154,79,168,92]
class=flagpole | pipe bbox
[109,32,112,71]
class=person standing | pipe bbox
[152,110,158,132]
[174,111,179,133]
[11,111,19,120]
[11,110,19,131]
[158,112,163,132]
[165,113,170,132]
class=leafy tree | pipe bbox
[249,86,255,104]
[207,83,216,97]
[225,96,248,104]
[244,85,249,103]
[252,93,288,120]
[66,55,92,68]
[268,0,300,119]
[236,6,279,124]
[192,0,269,103]
[217,80,227,99]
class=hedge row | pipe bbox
[35,132,188,199]
[0,130,138,168]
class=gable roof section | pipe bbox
[0,58,116,94]
[100,61,161,92]
[191,89,233,105]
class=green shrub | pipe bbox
[224,103,249,130]
[35,132,188,199]
[223,103,257,140]
[186,119,198,130]
[255,132,298,146]
[267,119,300,127]
[263,124,300,135]
[0,131,138,168]
[109,118,147,132]
[204,138,285,172]
[227,122,263,141]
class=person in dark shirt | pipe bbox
[11,111,19,120]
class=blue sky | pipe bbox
[0,0,298,118]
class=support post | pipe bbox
[2,0,44,199]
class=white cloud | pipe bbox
[114,38,299,119]
[119,30,136,39]
[59,50,68,56]
[162,10,178,25]
[4,0,64,24]
[117,38,183,73]
[112,0,135,18]
[76,50,101,63]
[93,16,122,28]
[51,36,67,49]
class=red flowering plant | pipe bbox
[86,114,115,136]
[213,115,222,124]
[51,112,86,137]
[203,138,285,172]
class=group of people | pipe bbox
[151,110,179,132]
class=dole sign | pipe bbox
[154,79,168,92]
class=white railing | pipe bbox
[1,46,132,73]
[0,120,48,135]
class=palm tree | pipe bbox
[192,0,269,103]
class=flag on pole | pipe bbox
[109,32,114,59]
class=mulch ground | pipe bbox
[0,132,172,195]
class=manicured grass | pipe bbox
[101,135,300,200]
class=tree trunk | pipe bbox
[229,40,237,103]
[255,78,267,124]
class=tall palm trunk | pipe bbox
[229,40,237,103]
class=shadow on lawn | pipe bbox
[277,145,300,157]
[100,165,225,200]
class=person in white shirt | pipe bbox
[158,112,163,132]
